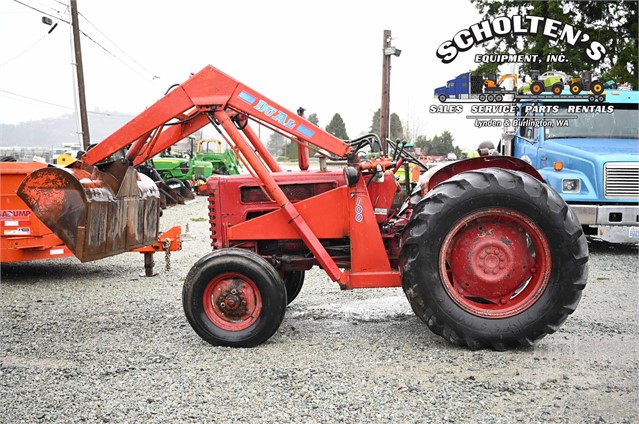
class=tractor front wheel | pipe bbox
[399,168,588,350]
[183,249,287,347]
[570,82,583,95]
[590,80,604,95]
[281,270,305,305]
[530,81,544,95]
[551,82,563,95]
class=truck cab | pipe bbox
[434,72,491,102]
[502,90,639,244]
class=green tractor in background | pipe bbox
[195,139,242,176]
[151,136,242,196]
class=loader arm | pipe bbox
[18,65,355,277]
[82,65,351,166]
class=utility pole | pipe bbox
[70,0,90,150]
[380,30,401,156]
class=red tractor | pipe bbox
[18,65,588,349]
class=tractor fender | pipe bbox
[420,156,544,194]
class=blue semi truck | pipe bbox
[500,89,639,244]
[434,72,516,102]
[434,72,484,102]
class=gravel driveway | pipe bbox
[1,196,637,423]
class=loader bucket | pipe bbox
[17,159,160,262]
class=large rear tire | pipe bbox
[399,168,588,350]
[183,249,287,347]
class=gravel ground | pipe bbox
[1,196,638,423]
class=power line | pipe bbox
[29,0,64,16]
[10,0,159,83]
[11,0,67,23]
[0,88,133,117]
[0,88,69,109]
[0,32,48,67]
[79,11,159,80]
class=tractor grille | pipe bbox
[208,192,219,247]
[240,182,337,203]
[604,162,639,198]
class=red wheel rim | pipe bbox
[532,84,542,95]
[439,208,551,319]
[203,272,262,331]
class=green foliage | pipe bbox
[285,141,298,161]
[325,113,349,139]
[370,109,381,135]
[389,113,404,141]
[414,131,461,157]
[307,113,319,126]
[469,0,638,84]
[266,132,286,156]
[266,131,299,161]
[369,109,405,140]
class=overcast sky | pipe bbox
[0,0,502,150]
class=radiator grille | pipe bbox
[605,162,639,198]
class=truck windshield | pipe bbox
[545,104,639,140]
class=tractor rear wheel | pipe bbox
[399,168,588,350]
[182,249,287,347]
[282,270,305,305]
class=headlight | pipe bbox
[562,178,580,193]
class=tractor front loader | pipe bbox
[18,65,588,349]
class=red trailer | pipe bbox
[1,161,73,262]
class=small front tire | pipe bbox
[530,81,544,95]
[551,82,563,95]
[183,249,287,347]
[282,271,305,305]
[570,82,583,95]
[590,80,604,95]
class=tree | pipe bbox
[307,113,319,126]
[325,113,349,139]
[389,113,404,141]
[469,0,638,84]
[370,109,381,136]
[369,109,405,140]
[266,132,286,156]
[414,134,431,154]
[285,140,298,161]
[413,131,460,157]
